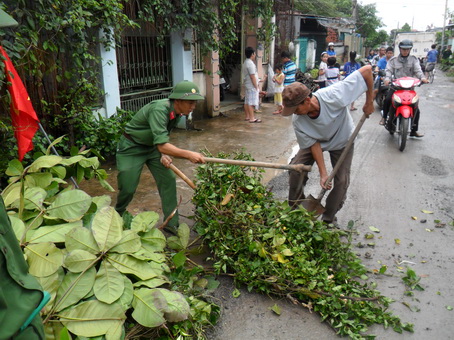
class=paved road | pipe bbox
[209,69,454,340]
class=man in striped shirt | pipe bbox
[281,51,297,86]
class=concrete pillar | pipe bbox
[98,28,121,118]
[171,30,193,83]
[205,50,221,117]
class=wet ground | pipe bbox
[80,70,454,339]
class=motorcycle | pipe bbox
[385,77,422,152]
[219,77,231,101]
[375,70,389,109]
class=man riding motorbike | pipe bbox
[382,40,428,137]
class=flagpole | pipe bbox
[38,123,79,189]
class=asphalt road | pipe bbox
[209,69,454,340]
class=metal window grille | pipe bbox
[192,33,204,71]
[116,35,173,112]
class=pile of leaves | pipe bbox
[2,145,219,339]
[192,151,413,339]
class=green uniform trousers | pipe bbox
[0,198,45,339]
[115,136,179,227]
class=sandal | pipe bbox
[249,119,262,123]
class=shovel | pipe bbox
[204,157,312,173]
[301,112,369,215]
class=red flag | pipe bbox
[0,46,39,161]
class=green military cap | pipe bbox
[168,80,204,100]
[0,8,18,28]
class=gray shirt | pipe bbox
[292,70,367,151]
[242,58,258,91]
[385,55,425,82]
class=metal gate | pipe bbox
[116,34,173,112]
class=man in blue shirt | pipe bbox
[281,51,297,86]
[425,44,438,78]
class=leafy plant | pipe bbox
[2,149,219,339]
[192,151,414,339]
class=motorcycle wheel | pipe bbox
[398,117,409,152]
[376,94,384,109]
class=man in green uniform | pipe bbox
[0,8,46,339]
[115,80,205,233]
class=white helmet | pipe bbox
[328,42,334,46]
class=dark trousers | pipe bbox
[383,88,420,132]
[288,146,354,222]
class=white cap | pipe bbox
[328,42,334,46]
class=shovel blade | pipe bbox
[301,195,326,216]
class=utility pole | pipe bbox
[441,0,448,52]
[352,0,358,21]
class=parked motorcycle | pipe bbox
[375,70,389,109]
[219,77,231,101]
[385,77,422,152]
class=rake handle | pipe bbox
[204,157,312,173]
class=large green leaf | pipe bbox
[25,242,64,277]
[133,278,169,289]
[178,223,190,249]
[140,228,166,253]
[118,276,134,310]
[65,226,100,254]
[130,211,159,233]
[28,155,63,173]
[24,172,53,188]
[107,253,158,280]
[1,182,21,207]
[11,187,47,211]
[44,322,65,340]
[79,156,100,169]
[154,288,190,322]
[59,155,84,166]
[92,206,123,252]
[131,288,166,328]
[8,215,25,241]
[92,195,112,211]
[110,230,141,254]
[94,261,125,304]
[55,267,96,312]
[47,190,92,222]
[50,166,67,180]
[6,159,24,176]
[36,268,64,315]
[58,300,125,338]
[64,249,98,273]
[28,221,82,244]
[45,135,66,155]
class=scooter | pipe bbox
[385,77,421,152]
[375,70,389,109]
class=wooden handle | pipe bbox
[204,157,311,173]
[169,164,196,190]
[316,113,368,200]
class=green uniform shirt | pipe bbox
[124,99,180,146]
[0,197,45,339]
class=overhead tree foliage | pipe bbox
[356,4,384,47]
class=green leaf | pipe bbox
[59,300,125,337]
[110,230,141,254]
[178,223,190,249]
[131,211,160,233]
[172,251,187,268]
[64,249,98,273]
[92,206,123,251]
[270,303,281,315]
[232,288,241,298]
[446,305,453,311]
[119,276,134,310]
[94,261,125,304]
[154,288,190,322]
[133,278,170,289]
[25,172,53,188]
[28,221,82,244]
[79,157,100,168]
[45,135,66,155]
[1,182,21,207]
[59,155,84,166]
[55,267,96,312]
[132,288,166,328]
[36,268,64,314]
[11,187,47,210]
[369,226,380,233]
[47,190,92,222]
[421,210,433,214]
[141,228,166,252]
[92,195,112,211]
[6,159,24,176]
[25,242,64,277]
[28,155,63,173]
[107,253,158,280]
[65,226,100,255]
[58,327,71,340]
[50,166,67,180]
[8,215,25,241]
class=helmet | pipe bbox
[328,42,334,46]
[168,80,204,100]
[399,39,413,49]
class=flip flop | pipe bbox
[249,119,262,123]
